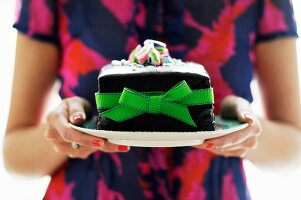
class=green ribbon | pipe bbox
[95,81,214,127]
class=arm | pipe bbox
[197,38,301,171]
[246,37,301,169]
[4,34,129,175]
[4,34,128,177]
[3,33,68,176]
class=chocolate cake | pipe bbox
[95,40,215,132]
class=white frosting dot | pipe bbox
[121,59,130,65]
[111,60,122,66]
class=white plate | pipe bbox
[69,116,248,147]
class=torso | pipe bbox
[43,0,291,199]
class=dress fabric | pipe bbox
[14,0,298,199]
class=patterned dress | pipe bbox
[14,0,297,199]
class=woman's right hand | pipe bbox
[45,97,130,159]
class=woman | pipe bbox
[4,0,301,199]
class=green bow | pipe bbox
[95,81,214,127]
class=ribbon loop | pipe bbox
[164,81,192,101]
[119,88,148,111]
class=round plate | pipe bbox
[69,116,248,147]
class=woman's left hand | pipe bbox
[196,95,262,158]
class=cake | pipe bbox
[95,40,215,132]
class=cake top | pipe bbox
[99,39,209,78]
[128,39,177,67]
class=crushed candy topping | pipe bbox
[111,39,184,67]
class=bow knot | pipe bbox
[149,96,162,114]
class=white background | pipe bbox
[0,0,301,199]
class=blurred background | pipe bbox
[0,0,300,199]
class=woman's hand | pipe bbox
[196,95,262,157]
[45,97,130,159]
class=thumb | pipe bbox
[220,95,253,123]
[67,97,91,125]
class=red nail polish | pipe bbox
[206,143,215,149]
[117,145,129,152]
[91,139,102,147]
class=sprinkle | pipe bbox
[111,60,122,66]
[135,43,153,64]
[155,47,169,55]
[128,45,141,63]
[163,63,172,67]
[148,48,161,66]
[144,39,166,48]
[123,39,184,67]
[160,55,174,64]
[121,59,129,65]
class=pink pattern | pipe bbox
[143,190,153,199]
[126,36,139,54]
[28,0,54,36]
[138,162,151,174]
[15,0,22,23]
[259,0,288,35]
[156,177,172,200]
[93,152,123,174]
[60,39,108,97]
[135,3,146,28]
[97,179,125,200]
[187,182,206,200]
[222,170,239,200]
[148,148,168,171]
[185,0,255,112]
[111,154,123,174]
[174,149,213,200]
[249,32,256,64]
[101,0,135,28]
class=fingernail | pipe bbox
[244,113,254,125]
[117,145,129,152]
[91,139,103,147]
[205,143,215,149]
[72,112,85,122]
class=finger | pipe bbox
[199,126,254,149]
[209,149,247,158]
[220,96,253,123]
[68,147,96,159]
[48,110,103,147]
[50,141,96,159]
[47,109,131,152]
[66,97,91,125]
[219,96,262,136]
[44,125,64,142]
[220,96,250,118]
[230,98,258,126]
[46,99,102,147]
[217,136,258,151]
[52,140,130,156]
[52,141,97,152]
[100,140,130,153]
